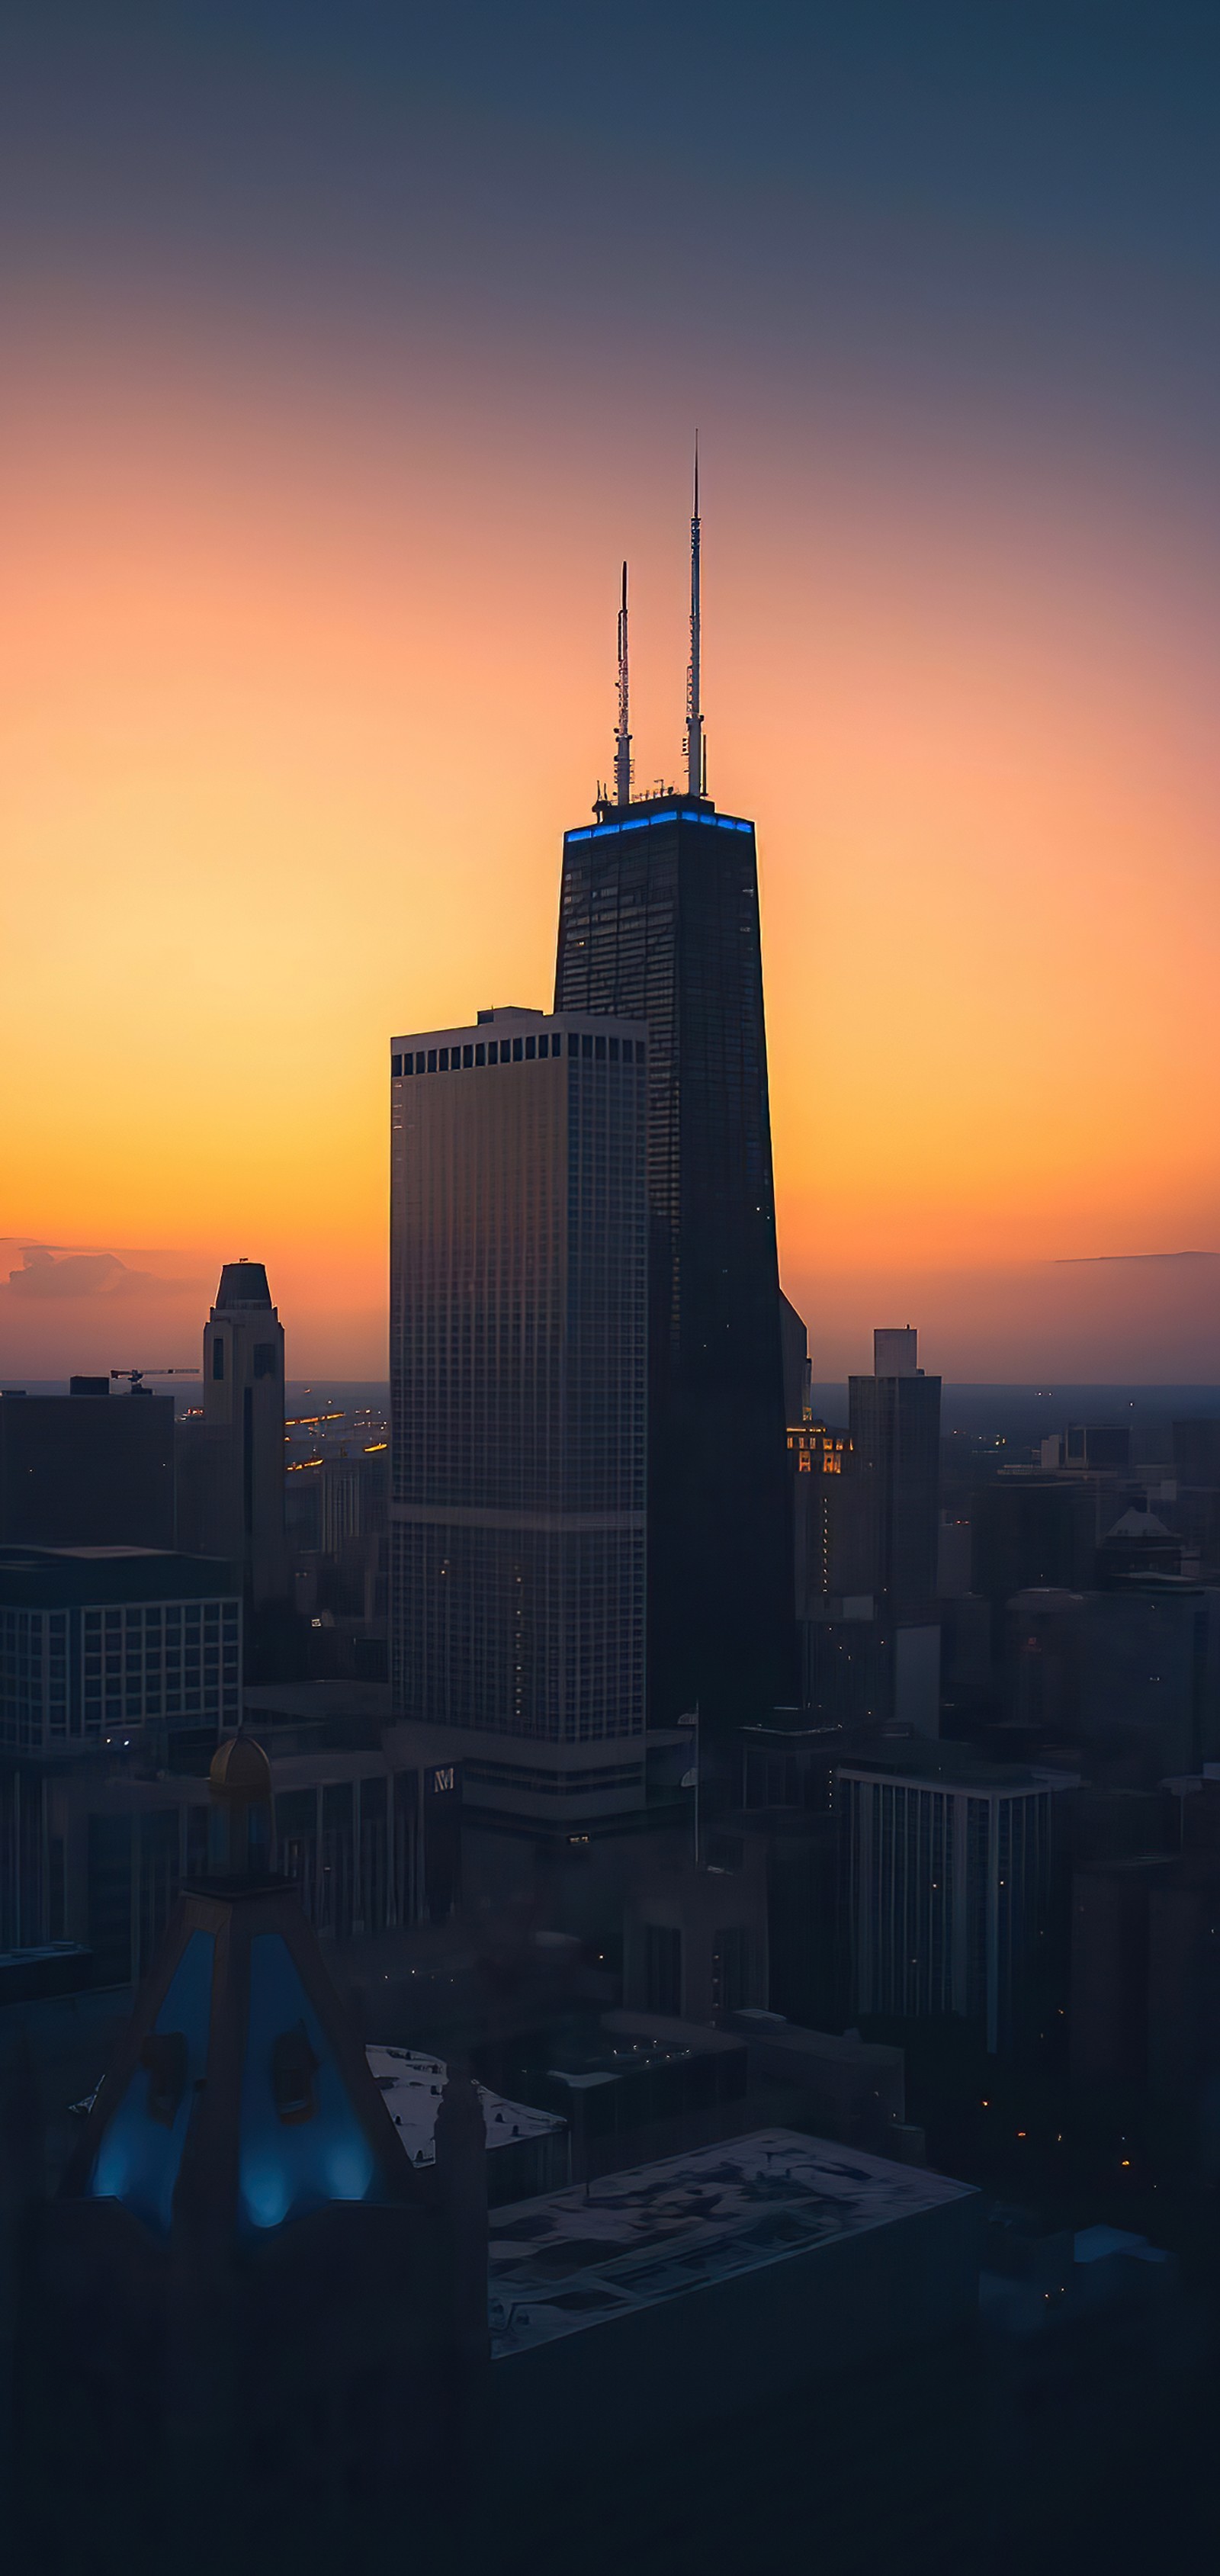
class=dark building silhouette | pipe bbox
[838,1744,1071,2054]
[175,1260,289,1611]
[971,1476,1098,1611]
[1167,1418,1220,1579]
[1071,1788,1220,2160]
[1094,1504,1183,1586]
[848,1330,941,1617]
[554,792,791,1730]
[16,1737,487,2572]
[0,1543,240,1952]
[0,1384,174,1549]
[847,1328,942,1730]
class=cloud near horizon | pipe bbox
[0,1241,210,1378]
[791,1251,1220,1384]
[2,1245,205,1302]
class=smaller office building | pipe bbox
[0,1544,240,1757]
[837,1746,1076,2053]
[491,2128,980,2478]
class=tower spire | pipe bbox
[615,560,632,808]
[685,437,704,798]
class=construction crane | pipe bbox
[110,1367,201,1396]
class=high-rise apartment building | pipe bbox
[176,1260,289,1608]
[389,1006,647,1753]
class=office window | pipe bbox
[212,1338,224,1382]
[253,1343,277,1380]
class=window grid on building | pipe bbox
[390,1017,647,1746]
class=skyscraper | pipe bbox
[848,1326,942,1732]
[554,468,792,1730]
[389,1005,647,1755]
[175,1260,289,1608]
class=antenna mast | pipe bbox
[615,560,632,808]
[685,438,704,798]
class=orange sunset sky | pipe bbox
[2,8,1218,1383]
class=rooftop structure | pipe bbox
[488,2125,979,2484]
[489,2126,972,2359]
[368,2045,567,2202]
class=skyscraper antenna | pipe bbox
[685,437,704,799]
[615,560,632,808]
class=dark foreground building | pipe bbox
[554,789,791,1729]
[8,1737,487,2574]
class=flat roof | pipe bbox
[390,1008,647,1049]
[0,1545,237,1608]
[836,1744,1076,1794]
[488,2127,974,2359]
[366,2046,563,2166]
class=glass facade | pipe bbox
[389,1013,647,1743]
[554,800,793,1727]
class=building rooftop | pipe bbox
[0,1544,237,1606]
[214,1259,274,1311]
[487,2126,974,2359]
[835,1740,1077,1794]
[366,2046,564,2167]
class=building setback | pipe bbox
[389,1007,647,1750]
[554,795,792,1730]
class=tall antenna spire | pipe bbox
[615,560,632,808]
[685,436,704,799]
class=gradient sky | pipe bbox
[2,2,1218,1379]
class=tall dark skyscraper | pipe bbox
[554,467,792,1730]
[848,1327,942,1732]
